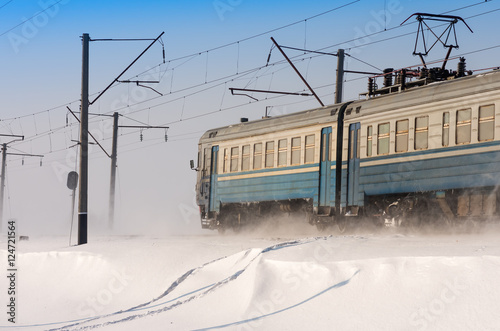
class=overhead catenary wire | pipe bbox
[0,0,15,10]
[0,0,66,38]
[3,0,493,124]
[4,1,498,157]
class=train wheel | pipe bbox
[316,221,328,232]
[337,217,347,234]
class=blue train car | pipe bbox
[341,70,500,227]
[194,67,500,231]
[194,103,354,231]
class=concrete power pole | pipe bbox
[108,112,119,229]
[78,33,90,245]
[335,49,345,104]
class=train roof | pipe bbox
[343,69,500,121]
[199,69,500,144]
[199,103,341,144]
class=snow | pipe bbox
[1,225,500,330]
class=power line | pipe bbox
[0,0,15,10]
[4,1,499,154]
[0,0,66,38]
[4,0,493,124]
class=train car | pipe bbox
[193,103,352,232]
[341,68,500,228]
[193,65,500,232]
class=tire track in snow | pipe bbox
[52,237,321,330]
[193,270,361,330]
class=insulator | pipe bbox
[383,68,394,87]
[40,158,43,167]
[140,132,143,142]
[428,68,437,81]
[165,134,168,142]
[22,158,24,166]
[367,77,375,96]
[457,57,466,77]
[399,69,407,90]
[419,68,428,79]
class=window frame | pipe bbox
[456,108,472,145]
[395,119,409,153]
[377,122,390,155]
[241,144,250,171]
[366,125,373,157]
[478,104,495,142]
[253,143,263,170]
[265,141,275,168]
[230,146,239,172]
[291,137,301,165]
[414,115,429,150]
[442,112,450,147]
[304,134,315,164]
[278,139,288,167]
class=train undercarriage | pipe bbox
[202,187,500,234]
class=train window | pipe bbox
[367,126,373,157]
[291,137,301,165]
[265,141,275,168]
[356,128,360,158]
[204,148,210,176]
[456,108,471,144]
[442,112,450,147]
[230,147,239,172]
[242,145,250,171]
[479,104,495,141]
[325,133,330,161]
[378,123,390,155]
[349,130,355,159]
[305,135,315,163]
[223,148,228,173]
[253,143,262,170]
[415,116,429,150]
[278,139,288,167]
[396,120,409,153]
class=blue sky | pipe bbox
[0,0,499,235]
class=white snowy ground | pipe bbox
[1,224,500,331]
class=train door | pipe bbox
[347,123,361,206]
[319,127,332,210]
[209,146,219,212]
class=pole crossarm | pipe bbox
[90,31,165,105]
[0,134,24,145]
[0,134,24,139]
[118,125,169,129]
[270,37,325,107]
[277,45,338,57]
[229,88,312,101]
[66,107,111,158]
[6,152,44,158]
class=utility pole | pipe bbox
[0,135,42,230]
[335,49,345,104]
[108,112,119,229]
[0,144,7,229]
[73,32,164,240]
[107,123,169,228]
[79,33,90,245]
